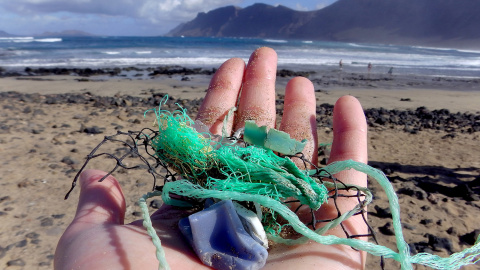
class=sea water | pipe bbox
[1,36,479,78]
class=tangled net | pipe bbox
[65,97,480,270]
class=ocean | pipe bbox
[1,36,479,78]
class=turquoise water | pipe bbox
[1,36,479,78]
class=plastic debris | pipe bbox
[178,200,268,270]
[244,120,307,155]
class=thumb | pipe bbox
[73,169,126,226]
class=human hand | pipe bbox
[54,47,368,270]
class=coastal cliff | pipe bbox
[167,0,480,49]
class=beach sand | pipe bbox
[0,71,479,269]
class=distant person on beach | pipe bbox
[339,59,343,70]
[55,47,368,270]
[368,62,372,72]
[388,67,393,75]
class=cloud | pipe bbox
[0,0,242,34]
[315,3,328,9]
[295,3,309,11]
[315,0,336,10]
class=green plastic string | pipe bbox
[139,191,169,270]
[161,179,399,257]
[155,161,480,270]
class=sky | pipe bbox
[0,0,337,36]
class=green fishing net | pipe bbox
[67,96,480,270]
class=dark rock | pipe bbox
[402,223,416,230]
[150,199,163,209]
[0,246,5,260]
[1,88,479,134]
[7,258,26,266]
[48,163,61,169]
[23,106,32,113]
[26,232,40,239]
[0,196,10,203]
[33,109,47,115]
[420,219,433,225]
[446,227,457,235]
[25,123,45,134]
[373,205,392,218]
[319,157,327,165]
[40,217,54,227]
[52,214,65,219]
[374,115,388,125]
[397,185,427,200]
[132,211,143,217]
[31,239,41,245]
[426,233,453,253]
[383,168,393,175]
[452,183,480,201]
[459,229,480,245]
[83,126,104,134]
[379,222,395,236]
[17,179,34,188]
[420,205,431,211]
[441,133,456,139]
[61,156,77,165]
[0,124,10,134]
[15,239,27,248]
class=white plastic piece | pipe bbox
[233,201,269,249]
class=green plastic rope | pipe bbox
[139,191,170,270]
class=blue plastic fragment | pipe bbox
[178,200,268,270]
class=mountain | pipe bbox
[0,30,18,37]
[167,0,480,48]
[35,30,96,37]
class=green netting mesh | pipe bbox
[138,97,480,270]
[146,101,328,213]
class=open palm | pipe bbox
[55,47,368,270]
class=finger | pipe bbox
[330,95,368,168]
[73,169,126,226]
[279,77,318,168]
[234,47,277,130]
[320,96,368,237]
[197,58,245,135]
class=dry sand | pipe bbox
[0,73,479,269]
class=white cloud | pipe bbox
[295,3,309,11]
[0,0,242,26]
[315,0,337,10]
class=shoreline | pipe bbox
[0,67,479,114]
